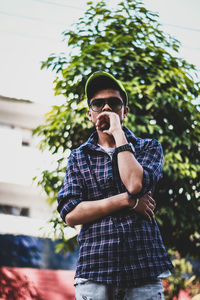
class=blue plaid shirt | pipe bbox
[57,127,173,287]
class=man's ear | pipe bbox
[124,106,129,118]
[87,109,92,120]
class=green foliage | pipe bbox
[49,215,79,253]
[34,0,200,256]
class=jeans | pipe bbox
[75,278,165,300]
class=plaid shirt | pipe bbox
[57,127,173,287]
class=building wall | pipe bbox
[0,95,54,234]
[0,95,78,277]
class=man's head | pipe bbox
[86,72,129,129]
[85,71,128,106]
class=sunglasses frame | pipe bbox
[89,97,124,112]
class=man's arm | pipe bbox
[65,192,155,226]
[114,129,143,194]
[96,112,163,198]
[96,112,143,195]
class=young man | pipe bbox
[57,71,173,299]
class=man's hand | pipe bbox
[129,192,156,221]
[96,112,122,135]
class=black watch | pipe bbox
[115,143,135,155]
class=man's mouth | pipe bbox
[100,122,110,131]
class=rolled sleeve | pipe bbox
[127,139,163,199]
[57,151,84,222]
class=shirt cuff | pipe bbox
[58,198,82,222]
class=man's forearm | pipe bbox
[65,192,130,226]
[113,129,143,194]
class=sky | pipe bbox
[0,0,200,105]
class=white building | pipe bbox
[0,95,54,237]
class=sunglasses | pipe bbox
[89,97,124,112]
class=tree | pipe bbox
[34,0,200,258]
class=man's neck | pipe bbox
[97,130,116,148]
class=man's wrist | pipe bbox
[127,195,138,209]
[130,198,139,210]
[115,143,136,155]
[112,129,127,146]
[112,127,123,137]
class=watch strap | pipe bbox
[115,143,135,155]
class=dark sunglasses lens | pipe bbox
[108,98,123,111]
[91,99,105,112]
[90,98,123,112]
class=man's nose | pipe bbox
[102,101,112,111]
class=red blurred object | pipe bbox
[0,266,75,300]
[171,289,191,300]
[162,280,191,300]
[177,289,191,300]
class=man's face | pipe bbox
[87,89,129,127]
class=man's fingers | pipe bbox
[148,202,155,211]
[147,195,156,206]
[145,207,154,221]
[145,211,152,222]
[135,197,155,221]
